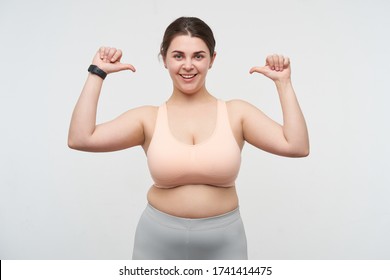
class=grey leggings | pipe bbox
[132,204,248,260]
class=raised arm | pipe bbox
[239,54,309,157]
[68,47,147,152]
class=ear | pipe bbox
[162,56,168,69]
[209,51,217,69]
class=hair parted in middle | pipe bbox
[160,17,216,59]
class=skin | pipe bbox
[68,35,309,218]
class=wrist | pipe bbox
[275,78,292,88]
[274,79,294,95]
[88,65,107,80]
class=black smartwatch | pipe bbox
[88,65,107,80]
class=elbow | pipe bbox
[287,145,310,158]
[293,146,310,157]
[298,148,310,157]
[288,137,310,157]
[67,135,88,151]
[68,133,99,152]
[67,137,80,150]
[68,127,95,151]
[67,129,79,150]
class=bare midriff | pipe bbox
[147,184,239,218]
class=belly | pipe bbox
[147,184,239,218]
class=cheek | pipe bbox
[196,59,213,70]
[197,63,211,73]
[166,61,181,72]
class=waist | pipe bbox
[143,203,241,230]
[147,184,239,218]
[153,182,235,189]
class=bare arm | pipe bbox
[68,47,145,152]
[240,54,309,157]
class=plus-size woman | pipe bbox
[68,17,309,260]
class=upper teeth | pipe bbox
[181,74,195,79]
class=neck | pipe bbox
[168,87,215,105]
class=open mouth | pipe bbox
[179,74,197,79]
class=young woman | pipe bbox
[68,17,309,260]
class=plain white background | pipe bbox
[1,0,389,259]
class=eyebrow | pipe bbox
[171,50,207,54]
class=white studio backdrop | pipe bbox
[0,0,389,259]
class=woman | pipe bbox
[68,17,309,260]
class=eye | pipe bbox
[194,54,204,60]
[173,54,183,60]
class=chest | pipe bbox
[167,105,217,145]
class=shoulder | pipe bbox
[125,105,158,118]
[134,105,159,112]
[226,99,252,108]
[138,105,158,114]
[117,105,158,129]
[225,99,262,116]
[224,99,269,129]
[133,105,159,131]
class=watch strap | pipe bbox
[88,65,107,80]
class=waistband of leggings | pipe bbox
[144,203,241,230]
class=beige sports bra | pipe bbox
[147,99,241,188]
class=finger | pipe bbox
[107,48,117,62]
[283,56,290,69]
[127,64,136,72]
[117,63,136,72]
[277,55,284,71]
[99,46,106,60]
[267,55,275,70]
[249,66,267,75]
[104,47,110,62]
[272,54,280,71]
[111,49,122,63]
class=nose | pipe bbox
[182,58,194,71]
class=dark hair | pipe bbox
[160,17,216,58]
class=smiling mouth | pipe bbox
[180,74,197,79]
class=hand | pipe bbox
[92,46,136,74]
[249,54,291,82]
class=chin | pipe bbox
[176,86,201,95]
[182,89,202,95]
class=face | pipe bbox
[164,35,216,95]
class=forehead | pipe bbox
[168,35,208,53]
